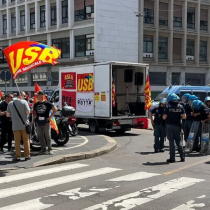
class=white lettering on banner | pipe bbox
[169,109,182,113]
[77,93,94,113]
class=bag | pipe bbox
[13,102,31,134]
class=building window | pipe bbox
[187,9,195,29]
[159,19,168,26]
[52,38,70,58]
[0,47,7,63]
[144,8,154,24]
[30,8,35,29]
[75,0,94,21]
[51,72,59,86]
[31,73,47,86]
[158,38,168,59]
[200,41,207,61]
[2,0,6,4]
[75,34,94,57]
[174,17,182,27]
[40,5,46,28]
[62,0,68,23]
[149,72,166,86]
[200,20,207,31]
[185,73,205,86]
[11,0,15,2]
[3,14,7,34]
[51,3,57,26]
[187,40,195,56]
[143,37,153,53]
[11,13,16,33]
[20,10,25,31]
[172,73,180,85]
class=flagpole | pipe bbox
[14,79,21,94]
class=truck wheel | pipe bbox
[89,121,98,133]
[115,129,126,134]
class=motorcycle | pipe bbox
[30,105,77,151]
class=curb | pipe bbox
[33,135,117,167]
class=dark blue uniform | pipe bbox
[183,103,193,142]
[164,102,185,161]
[151,106,166,152]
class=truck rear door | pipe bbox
[94,64,111,118]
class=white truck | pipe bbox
[51,61,149,133]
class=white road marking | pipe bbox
[0,163,88,184]
[0,198,53,210]
[83,177,204,210]
[107,172,160,182]
[171,200,205,210]
[0,167,121,199]
[197,195,206,199]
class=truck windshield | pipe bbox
[154,93,169,101]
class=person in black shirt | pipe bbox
[163,93,186,163]
[33,90,57,155]
[0,93,13,153]
[181,94,193,143]
[149,98,167,153]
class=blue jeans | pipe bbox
[183,120,193,142]
[166,124,184,160]
[154,125,165,150]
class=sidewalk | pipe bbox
[0,131,116,171]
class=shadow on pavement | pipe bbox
[136,152,154,155]
[142,162,169,166]
[0,170,9,177]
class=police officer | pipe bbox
[163,93,186,163]
[149,98,167,153]
[181,93,193,143]
[204,96,210,108]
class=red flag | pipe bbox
[144,75,151,110]
[3,41,61,79]
[34,83,59,134]
[26,92,30,102]
[0,90,2,100]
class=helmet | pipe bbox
[167,93,179,103]
[160,98,167,105]
[188,95,198,108]
[204,96,210,104]
[182,93,191,103]
[192,100,204,110]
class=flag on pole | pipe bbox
[26,92,30,102]
[0,90,3,100]
[34,82,59,134]
[144,75,151,110]
[3,41,61,79]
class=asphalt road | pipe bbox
[0,128,210,210]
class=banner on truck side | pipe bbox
[77,73,94,92]
[61,72,76,89]
[62,91,76,108]
[77,93,94,112]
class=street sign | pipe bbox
[0,70,11,81]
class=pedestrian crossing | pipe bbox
[0,163,206,210]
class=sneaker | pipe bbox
[13,158,20,162]
[25,156,31,161]
[167,159,176,163]
[180,158,185,162]
[39,150,47,155]
[48,150,54,155]
[0,149,5,155]
[154,150,159,153]
[7,149,14,153]
[159,149,165,153]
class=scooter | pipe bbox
[30,105,76,151]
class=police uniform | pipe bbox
[183,102,193,142]
[164,102,185,162]
[151,106,166,152]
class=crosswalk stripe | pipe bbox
[0,167,121,199]
[107,172,160,182]
[83,177,204,210]
[0,163,88,184]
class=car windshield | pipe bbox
[154,93,169,101]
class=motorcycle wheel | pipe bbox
[71,123,78,136]
[54,130,69,146]
[30,134,41,151]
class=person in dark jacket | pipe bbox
[163,93,186,163]
[149,98,167,153]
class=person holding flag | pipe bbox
[32,90,57,155]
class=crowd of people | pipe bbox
[0,91,57,162]
[149,93,210,163]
